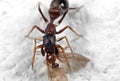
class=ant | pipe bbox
[25,1,82,70]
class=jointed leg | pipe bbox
[56,55,63,62]
[32,44,43,70]
[69,8,79,10]
[69,5,84,11]
[34,37,43,41]
[57,11,68,25]
[56,45,71,70]
[34,38,43,52]
[25,25,45,37]
[56,25,82,37]
[38,3,48,23]
[55,6,83,26]
[57,36,73,54]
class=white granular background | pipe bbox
[0,0,120,81]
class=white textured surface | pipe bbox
[0,0,120,81]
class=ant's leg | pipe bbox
[55,53,63,62]
[25,25,45,37]
[32,44,43,70]
[69,5,84,11]
[55,6,83,26]
[34,37,43,41]
[69,7,80,10]
[26,36,43,42]
[34,38,43,53]
[38,3,48,23]
[56,6,83,26]
[57,36,73,54]
[57,11,68,25]
[56,25,82,37]
[56,45,71,70]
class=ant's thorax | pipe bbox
[45,22,56,34]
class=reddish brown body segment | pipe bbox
[45,23,56,34]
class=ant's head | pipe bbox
[49,0,69,21]
[49,8,61,21]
